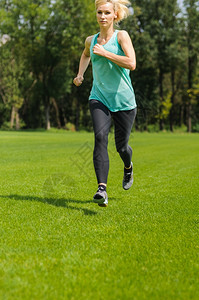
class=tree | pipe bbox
[0,0,198,131]
[0,35,25,129]
[183,0,199,132]
[0,0,97,130]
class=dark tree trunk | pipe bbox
[187,55,192,133]
[169,70,175,132]
[75,97,80,131]
[187,35,197,132]
[159,69,164,131]
[52,98,61,129]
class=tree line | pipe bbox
[0,0,199,132]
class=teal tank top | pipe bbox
[89,30,136,112]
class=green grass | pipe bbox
[0,130,198,300]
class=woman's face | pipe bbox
[96,2,117,27]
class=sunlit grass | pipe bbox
[0,131,198,299]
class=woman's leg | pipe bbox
[112,108,137,167]
[89,100,112,185]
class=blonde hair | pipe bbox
[95,0,131,23]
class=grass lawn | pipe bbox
[0,130,198,300]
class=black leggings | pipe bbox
[89,99,137,184]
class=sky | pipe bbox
[178,0,184,7]
[177,0,186,13]
[178,0,185,11]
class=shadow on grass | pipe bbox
[0,194,98,216]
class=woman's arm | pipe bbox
[73,36,93,86]
[93,30,136,71]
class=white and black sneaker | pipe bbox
[123,162,133,190]
[93,186,108,207]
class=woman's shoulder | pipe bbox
[117,30,132,45]
[85,34,96,47]
[117,30,130,40]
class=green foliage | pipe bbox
[157,92,172,120]
[0,0,199,131]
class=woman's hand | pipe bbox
[73,75,84,86]
[93,44,107,57]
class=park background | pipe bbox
[0,1,199,299]
[0,0,199,132]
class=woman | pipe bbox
[73,0,137,207]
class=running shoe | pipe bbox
[123,162,133,190]
[93,187,108,207]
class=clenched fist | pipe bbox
[93,44,107,57]
[73,75,84,86]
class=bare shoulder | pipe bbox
[117,30,131,43]
[85,35,94,48]
[84,35,94,57]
